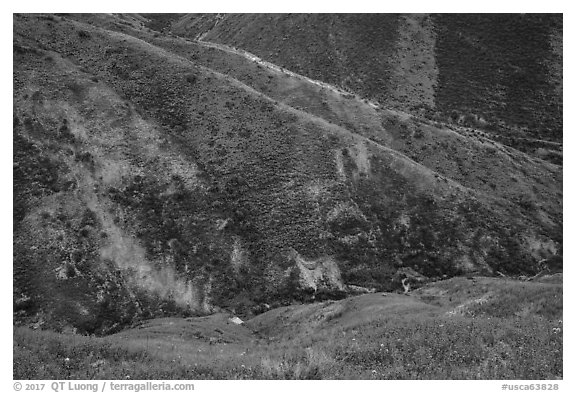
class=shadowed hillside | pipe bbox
[13,13,562,336]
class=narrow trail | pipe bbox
[195,38,382,110]
[501,137,563,147]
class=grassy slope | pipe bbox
[128,23,562,234]
[433,14,563,143]
[177,14,401,107]
[14,276,563,379]
[171,13,562,155]
[83,12,563,242]
[13,14,562,334]
[108,13,563,266]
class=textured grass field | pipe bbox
[14,276,562,380]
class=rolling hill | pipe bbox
[14,275,563,379]
[13,13,562,338]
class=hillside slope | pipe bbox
[13,13,562,334]
[168,13,562,159]
[14,275,563,379]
